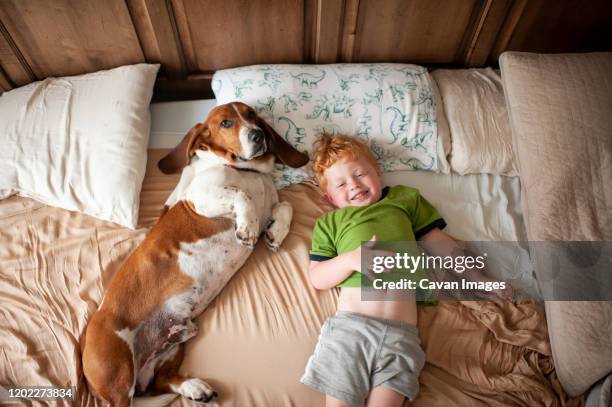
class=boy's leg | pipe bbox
[365,386,406,407]
[326,395,358,407]
[370,319,424,406]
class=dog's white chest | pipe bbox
[234,170,276,225]
[168,162,277,230]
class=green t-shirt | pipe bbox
[310,185,446,288]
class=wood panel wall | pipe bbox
[0,0,610,99]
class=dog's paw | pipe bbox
[235,219,259,248]
[264,227,280,252]
[264,217,290,252]
[173,378,218,404]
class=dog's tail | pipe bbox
[133,394,179,407]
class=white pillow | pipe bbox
[0,63,159,228]
[212,64,451,187]
[432,68,518,176]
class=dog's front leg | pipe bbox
[264,201,293,252]
[187,185,259,248]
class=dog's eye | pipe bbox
[220,120,233,128]
[247,110,256,120]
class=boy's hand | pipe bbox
[350,235,396,275]
[450,245,514,301]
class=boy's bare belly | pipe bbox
[337,287,418,325]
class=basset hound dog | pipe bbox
[82,102,309,406]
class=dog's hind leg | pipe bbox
[83,316,136,407]
[153,343,218,403]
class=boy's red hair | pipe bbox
[312,133,380,189]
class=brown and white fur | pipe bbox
[82,102,309,406]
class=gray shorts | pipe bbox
[300,311,425,406]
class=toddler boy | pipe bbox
[300,134,508,407]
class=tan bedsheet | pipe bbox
[0,150,580,406]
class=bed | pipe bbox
[2,0,611,403]
[1,55,600,407]
[0,149,574,407]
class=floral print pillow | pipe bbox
[212,63,446,188]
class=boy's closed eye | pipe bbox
[335,171,366,188]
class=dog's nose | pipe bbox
[249,129,264,144]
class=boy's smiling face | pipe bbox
[323,157,382,208]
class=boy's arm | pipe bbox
[418,227,462,256]
[420,227,482,262]
[309,235,392,290]
[420,227,513,299]
[309,250,359,290]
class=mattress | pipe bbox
[0,99,579,406]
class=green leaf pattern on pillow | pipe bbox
[212,63,440,188]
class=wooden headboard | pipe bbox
[1,0,610,100]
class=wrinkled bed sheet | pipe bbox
[0,150,580,406]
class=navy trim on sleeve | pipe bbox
[415,218,447,240]
[309,254,334,261]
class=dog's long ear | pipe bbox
[257,116,309,168]
[158,123,209,174]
